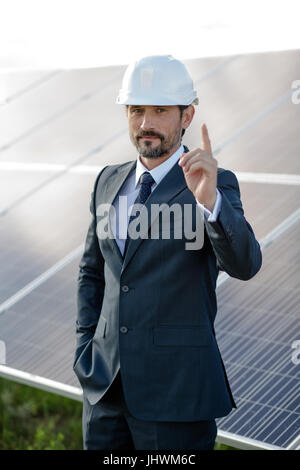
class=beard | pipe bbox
[131,126,182,159]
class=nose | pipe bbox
[140,110,155,130]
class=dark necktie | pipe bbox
[123,171,155,257]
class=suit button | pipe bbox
[122,285,129,292]
[120,326,128,333]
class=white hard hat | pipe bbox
[116,55,199,106]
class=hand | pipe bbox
[178,124,218,212]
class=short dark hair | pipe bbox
[178,105,189,116]
[178,105,189,137]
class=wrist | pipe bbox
[205,196,217,212]
[196,193,217,213]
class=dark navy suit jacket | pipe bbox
[73,147,262,421]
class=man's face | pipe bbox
[127,105,183,159]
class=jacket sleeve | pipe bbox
[74,167,107,366]
[204,169,262,281]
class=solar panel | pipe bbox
[215,97,300,175]
[216,220,300,449]
[0,71,61,106]
[0,49,299,449]
[0,173,95,300]
[0,67,123,149]
[234,182,300,240]
[0,256,81,386]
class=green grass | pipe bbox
[0,377,238,450]
[0,377,83,450]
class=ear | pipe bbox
[181,105,195,131]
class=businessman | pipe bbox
[73,55,262,450]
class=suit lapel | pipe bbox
[122,153,188,273]
[102,147,189,274]
[100,160,136,270]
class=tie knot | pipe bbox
[140,171,155,186]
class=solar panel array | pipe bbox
[0,50,299,449]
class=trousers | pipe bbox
[82,370,217,450]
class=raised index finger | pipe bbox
[202,123,212,156]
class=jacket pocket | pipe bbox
[153,325,211,347]
[73,337,93,371]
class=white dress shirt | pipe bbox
[111,144,222,256]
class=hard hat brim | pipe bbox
[116,94,199,106]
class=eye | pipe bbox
[132,107,143,114]
[156,108,166,113]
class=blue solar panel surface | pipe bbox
[215,220,300,448]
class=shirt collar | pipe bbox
[135,144,184,189]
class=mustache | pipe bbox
[137,131,165,141]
